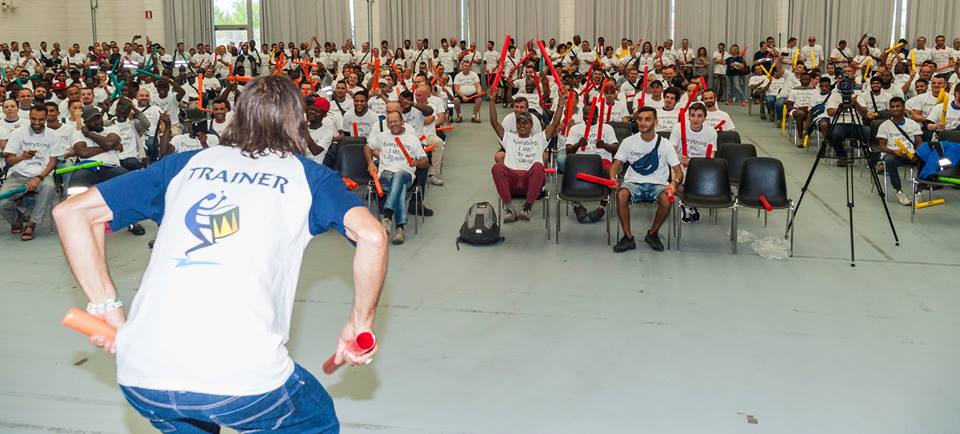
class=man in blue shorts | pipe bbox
[609,107,683,253]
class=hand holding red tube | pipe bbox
[324,326,377,374]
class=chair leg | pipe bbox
[555,198,561,244]
[787,206,795,257]
[545,194,551,240]
[606,195,611,246]
[731,206,738,254]
[676,202,682,251]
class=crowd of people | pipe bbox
[1,31,959,251]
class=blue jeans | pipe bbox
[765,96,785,120]
[380,170,413,226]
[726,75,746,102]
[622,182,666,203]
[120,364,338,433]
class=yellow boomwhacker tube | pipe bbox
[883,42,905,55]
[803,134,810,148]
[915,198,945,209]
[792,49,799,68]
[938,89,948,126]
[781,105,788,129]
[862,58,872,81]
[894,139,914,159]
[810,50,816,69]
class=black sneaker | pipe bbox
[680,204,692,223]
[128,223,146,236]
[613,235,636,253]
[573,204,589,223]
[410,202,434,216]
[690,206,701,223]
[644,231,665,252]
[587,207,605,223]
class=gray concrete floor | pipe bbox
[2,103,960,434]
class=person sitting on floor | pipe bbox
[365,110,429,245]
[611,107,683,253]
[871,96,922,206]
[488,88,564,223]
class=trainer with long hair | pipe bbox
[52,75,387,433]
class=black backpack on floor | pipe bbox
[456,202,504,249]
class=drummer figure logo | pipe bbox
[175,191,239,267]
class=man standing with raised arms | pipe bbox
[52,76,387,432]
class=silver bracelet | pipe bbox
[86,298,123,315]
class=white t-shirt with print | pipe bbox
[876,118,922,153]
[669,122,718,159]
[928,101,960,130]
[368,128,427,176]
[73,125,122,167]
[3,126,58,178]
[501,131,547,171]
[565,122,618,161]
[615,133,680,185]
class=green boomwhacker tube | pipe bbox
[55,161,104,175]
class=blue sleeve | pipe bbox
[297,155,365,237]
[96,151,200,231]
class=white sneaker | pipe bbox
[381,217,393,234]
[428,176,445,186]
[503,209,518,223]
[896,190,912,206]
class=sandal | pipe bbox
[21,224,35,241]
[10,215,22,234]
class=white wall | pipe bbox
[0,0,163,47]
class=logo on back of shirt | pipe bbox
[174,191,239,267]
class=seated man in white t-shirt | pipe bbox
[365,110,429,244]
[305,97,337,166]
[501,96,543,135]
[453,60,484,123]
[564,101,620,224]
[853,76,893,121]
[489,91,564,223]
[208,98,233,137]
[701,88,735,131]
[610,106,683,253]
[669,102,717,223]
[655,87,683,133]
[927,82,960,131]
[870,97,921,205]
[0,104,59,241]
[158,110,220,155]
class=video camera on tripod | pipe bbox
[834,69,857,104]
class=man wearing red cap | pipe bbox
[306,96,336,165]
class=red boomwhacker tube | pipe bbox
[576,172,618,188]
[582,97,597,151]
[369,168,384,197]
[699,76,707,92]
[714,119,726,132]
[423,144,436,153]
[706,143,714,159]
[394,137,414,164]
[63,307,116,341]
[537,40,564,90]
[684,84,700,111]
[667,186,676,203]
[562,90,576,135]
[759,195,774,212]
[352,122,359,137]
[638,66,649,108]
[370,57,381,92]
[436,125,455,132]
[545,168,557,174]
[322,331,376,374]
[679,108,688,160]
[489,35,513,93]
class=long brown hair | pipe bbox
[219,75,309,158]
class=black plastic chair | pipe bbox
[733,157,794,255]
[335,142,375,206]
[868,119,885,147]
[717,131,741,146]
[941,130,960,143]
[608,121,632,144]
[555,154,611,244]
[676,158,735,252]
[715,143,757,186]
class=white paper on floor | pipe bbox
[727,229,757,243]
[752,236,791,260]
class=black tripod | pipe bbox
[785,98,900,267]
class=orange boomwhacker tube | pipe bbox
[369,168,384,197]
[371,57,381,92]
[63,307,116,341]
[562,90,576,135]
[197,73,204,109]
[576,172,618,188]
[342,177,359,190]
[394,137,414,164]
[436,125,455,132]
[423,144,436,153]
[638,65,650,107]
